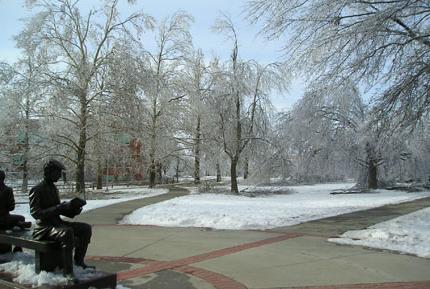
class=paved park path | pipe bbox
[75,187,430,289]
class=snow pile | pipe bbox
[120,183,430,230]
[0,252,103,287]
[329,207,430,258]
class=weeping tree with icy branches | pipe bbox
[246,0,430,127]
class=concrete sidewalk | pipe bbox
[76,188,430,289]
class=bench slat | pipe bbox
[0,232,59,252]
[0,231,70,275]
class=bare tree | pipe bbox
[137,11,193,187]
[211,16,288,193]
[23,0,149,195]
[0,33,50,192]
[179,49,214,184]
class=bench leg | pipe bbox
[35,250,64,273]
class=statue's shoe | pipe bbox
[13,246,23,253]
[17,221,32,229]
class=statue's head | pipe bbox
[43,159,66,183]
[0,170,5,182]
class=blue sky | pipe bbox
[0,0,305,109]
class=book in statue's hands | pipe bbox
[70,197,86,209]
[61,198,86,218]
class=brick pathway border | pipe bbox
[176,265,247,289]
[114,232,302,280]
[87,232,302,289]
[87,255,247,289]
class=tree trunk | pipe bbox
[368,159,378,189]
[149,97,158,188]
[21,97,31,194]
[232,91,241,194]
[149,160,156,187]
[156,162,162,184]
[76,145,86,196]
[94,116,103,190]
[230,157,239,194]
[216,162,221,182]
[281,158,288,181]
[175,157,180,183]
[194,116,201,184]
[21,159,29,194]
[96,160,103,189]
[76,147,86,196]
[365,142,378,189]
[149,124,157,187]
[76,93,87,197]
[243,157,249,180]
[21,62,33,195]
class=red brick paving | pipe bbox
[87,255,248,289]
[117,260,172,280]
[87,232,430,289]
[114,232,302,280]
[176,265,248,289]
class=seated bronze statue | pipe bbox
[0,170,32,252]
[0,170,32,230]
[29,159,94,278]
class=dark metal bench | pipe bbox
[0,230,71,275]
[0,230,118,288]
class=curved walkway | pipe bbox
[76,186,189,225]
[76,188,430,289]
[271,196,430,237]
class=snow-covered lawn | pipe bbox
[120,183,430,230]
[329,207,430,258]
[14,187,169,222]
